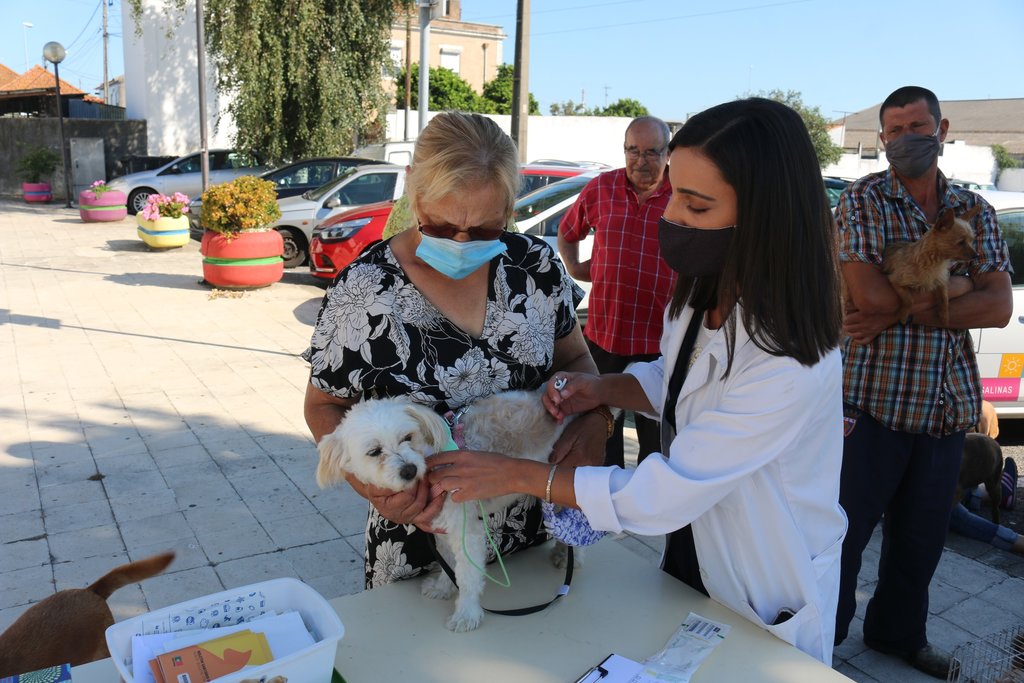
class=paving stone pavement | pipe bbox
[1,200,1022,681]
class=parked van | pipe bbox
[351,141,416,166]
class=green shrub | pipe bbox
[16,146,61,183]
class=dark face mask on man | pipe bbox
[657,216,735,277]
[884,126,941,179]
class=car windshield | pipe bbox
[514,175,593,222]
[305,167,359,201]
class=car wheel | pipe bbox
[277,228,307,268]
[127,188,155,215]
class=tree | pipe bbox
[757,89,843,169]
[597,98,649,118]
[396,64,494,113]
[480,64,539,115]
[992,144,1020,171]
[549,99,594,116]
[128,0,396,164]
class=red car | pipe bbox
[309,164,586,282]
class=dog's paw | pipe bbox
[421,573,456,600]
[447,605,485,632]
[550,542,584,569]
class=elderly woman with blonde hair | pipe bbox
[304,111,607,588]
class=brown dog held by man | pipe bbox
[882,204,980,326]
[0,551,174,677]
[956,433,1004,525]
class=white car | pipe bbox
[970,189,1024,417]
[107,150,265,215]
[271,165,406,269]
[513,172,599,322]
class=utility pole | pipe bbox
[102,0,109,104]
[417,0,437,133]
[510,0,529,162]
[604,86,609,108]
[196,0,209,192]
[403,9,412,140]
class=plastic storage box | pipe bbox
[105,577,344,683]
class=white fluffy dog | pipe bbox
[316,389,569,632]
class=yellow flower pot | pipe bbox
[136,215,190,249]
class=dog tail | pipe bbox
[88,551,175,599]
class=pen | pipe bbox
[572,664,608,683]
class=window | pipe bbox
[165,155,200,174]
[439,46,461,75]
[998,209,1024,286]
[270,162,335,188]
[335,173,398,206]
[385,42,403,78]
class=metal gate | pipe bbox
[70,138,106,197]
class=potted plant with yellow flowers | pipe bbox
[199,175,283,289]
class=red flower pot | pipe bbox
[201,229,284,289]
[79,190,128,222]
[23,182,52,203]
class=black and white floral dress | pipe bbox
[309,232,584,588]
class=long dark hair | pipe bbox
[666,97,841,369]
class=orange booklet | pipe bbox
[151,630,273,683]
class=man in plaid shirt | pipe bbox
[558,116,676,468]
[835,86,1012,678]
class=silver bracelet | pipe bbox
[544,464,558,505]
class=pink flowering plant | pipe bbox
[87,180,113,197]
[141,192,191,221]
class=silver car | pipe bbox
[269,164,406,268]
[107,149,266,215]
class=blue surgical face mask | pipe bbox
[415,233,508,279]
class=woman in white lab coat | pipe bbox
[428,98,847,664]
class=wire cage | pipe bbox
[948,624,1024,682]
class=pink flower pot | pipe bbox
[23,182,52,203]
[79,190,128,222]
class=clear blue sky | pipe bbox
[3,0,1021,123]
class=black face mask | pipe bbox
[658,216,735,277]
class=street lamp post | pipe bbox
[43,41,73,209]
[22,22,33,72]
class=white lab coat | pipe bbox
[574,304,847,664]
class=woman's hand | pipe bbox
[363,478,447,534]
[543,371,603,422]
[427,450,526,504]
[549,412,607,467]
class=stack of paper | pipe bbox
[132,611,315,683]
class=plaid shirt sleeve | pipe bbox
[965,195,1012,277]
[559,179,595,243]
[837,180,886,266]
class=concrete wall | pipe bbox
[998,168,1024,192]
[385,109,632,168]
[823,139,998,186]
[121,0,235,157]
[1,118,147,199]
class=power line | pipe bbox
[469,0,653,22]
[66,0,103,51]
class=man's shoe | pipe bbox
[906,644,952,679]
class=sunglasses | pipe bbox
[417,221,506,241]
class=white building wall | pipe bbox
[823,139,997,186]
[121,0,235,156]
[998,168,1024,192]
[386,109,632,168]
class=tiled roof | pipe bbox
[0,64,85,95]
[834,98,1024,155]
[0,64,19,88]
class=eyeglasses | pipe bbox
[417,221,506,241]
[624,146,666,162]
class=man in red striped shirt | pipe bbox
[558,116,677,468]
